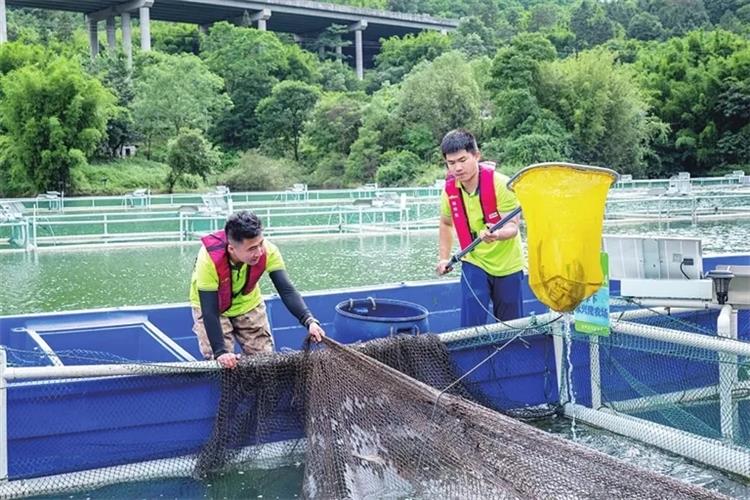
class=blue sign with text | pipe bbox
[574,252,610,336]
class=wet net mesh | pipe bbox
[577,299,750,450]
[1,320,746,499]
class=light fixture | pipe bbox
[706,269,734,305]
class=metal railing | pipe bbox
[2,175,750,251]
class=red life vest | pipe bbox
[445,163,501,250]
[201,230,267,313]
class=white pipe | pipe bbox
[609,306,708,320]
[564,403,750,480]
[609,381,750,414]
[438,312,557,344]
[611,320,750,357]
[0,349,8,482]
[0,438,304,499]
[717,304,739,440]
[6,315,558,381]
[590,336,601,409]
[717,304,736,340]
[625,299,722,310]
[0,0,6,43]
[552,321,566,403]
[4,360,218,382]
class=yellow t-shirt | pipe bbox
[440,171,525,277]
[189,240,285,317]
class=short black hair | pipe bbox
[441,129,479,157]
[225,210,263,243]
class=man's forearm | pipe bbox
[438,219,453,260]
[494,211,521,240]
[197,290,228,357]
[269,270,315,326]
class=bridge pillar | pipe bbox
[250,8,272,31]
[139,6,151,51]
[349,20,367,80]
[86,15,100,58]
[106,17,117,50]
[0,0,7,43]
[122,12,133,67]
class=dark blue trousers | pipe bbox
[460,261,523,327]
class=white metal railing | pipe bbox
[4,172,746,215]
[1,349,7,482]
[553,311,750,480]
[10,200,441,248]
[3,180,749,251]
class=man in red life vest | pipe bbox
[436,129,525,327]
[189,210,324,368]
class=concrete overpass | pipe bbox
[0,0,458,78]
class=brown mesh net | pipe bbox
[194,334,724,499]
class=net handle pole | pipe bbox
[447,206,522,271]
[1,348,8,482]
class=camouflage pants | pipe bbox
[191,302,274,359]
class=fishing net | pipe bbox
[192,334,722,499]
[568,299,750,448]
[1,331,740,499]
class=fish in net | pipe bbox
[195,334,724,499]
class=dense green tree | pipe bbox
[641,0,710,36]
[132,52,230,157]
[201,22,318,150]
[376,150,425,186]
[346,85,401,183]
[571,0,618,49]
[151,22,201,55]
[0,57,115,192]
[604,0,639,29]
[539,49,665,175]
[2,2,750,187]
[301,92,367,186]
[452,17,497,57]
[89,53,139,157]
[488,33,557,93]
[634,30,750,174]
[397,51,482,160]
[705,0,744,24]
[485,88,572,169]
[369,31,451,90]
[7,8,79,44]
[526,4,563,32]
[627,12,665,40]
[256,80,320,161]
[0,41,44,76]
[166,128,220,192]
[283,42,322,83]
[345,127,383,184]
[317,60,361,92]
[311,24,352,61]
[452,32,489,59]
[218,150,299,191]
